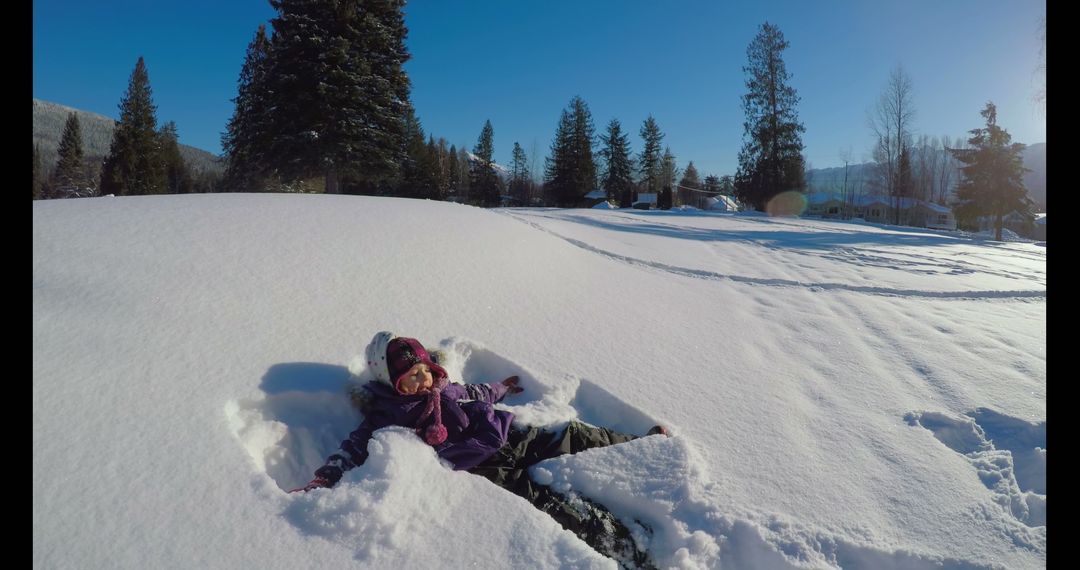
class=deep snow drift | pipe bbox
[34,194,1044,569]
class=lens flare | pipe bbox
[766,191,807,217]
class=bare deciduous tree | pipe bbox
[868,65,916,223]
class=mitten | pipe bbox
[288,476,331,493]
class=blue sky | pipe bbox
[33,0,1045,178]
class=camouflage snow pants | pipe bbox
[469,421,656,569]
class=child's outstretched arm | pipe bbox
[291,417,377,492]
[445,376,523,404]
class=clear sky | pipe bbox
[33,0,1045,178]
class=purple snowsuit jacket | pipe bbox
[316,380,515,484]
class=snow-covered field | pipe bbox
[33,194,1045,569]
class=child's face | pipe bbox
[397,362,434,395]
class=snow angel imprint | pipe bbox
[292,331,669,569]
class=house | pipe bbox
[632,193,657,210]
[805,193,845,218]
[908,201,956,230]
[583,189,609,208]
[977,210,1036,237]
[704,195,740,212]
[804,192,956,229]
[1033,214,1046,240]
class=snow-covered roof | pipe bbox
[584,189,606,199]
[634,193,657,204]
[592,201,617,209]
[705,195,739,211]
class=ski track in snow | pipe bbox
[500,211,1046,302]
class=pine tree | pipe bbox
[263,0,412,193]
[54,112,86,198]
[678,161,701,207]
[456,146,472,203]
[509,142,530,206]
[159,122,194,194]
[734,22,806,211]
[661,148,678,191]
[544,96,596,207]
[638,116,664,200]
[33,143,43,199]
[222,24,272,192]
[950,102,1031,241]
[599,119,634,207]
[100,56,166,196]
[470,120,500,207]
[430,136,448,200]
[447,144,459,199]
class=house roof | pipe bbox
[634,193,657,204]
[584,189,606,199]
[805,192,953,213]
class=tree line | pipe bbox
[34,4,1034,234]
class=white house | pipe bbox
[633,193,658,209]
[704,195,740,212]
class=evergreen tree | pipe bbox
[398,107,440,198]
[660,147,678,192]
[33,143,43,199]
[447,144,459,199]
[678,161,701,207]
[222,24,272,192]
[598,119,634,207]
[456,146,472,203]
[950,102,1031,241]
[429,136,448,200]
[54,112,86,198]
[638,116,664,198]
[509,142,530,206]
[159,121,194,194]
[263,0,412,193]
[703,174,722,208]
[544,96,596,207]
[470,120,501,207]
[734,22,806,210]
[100,56,166,196]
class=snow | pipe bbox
[34,194,1045,569]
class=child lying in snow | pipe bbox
[292,331,667,568]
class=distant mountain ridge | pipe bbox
[33,98,223,175]
[806,142,1046,210]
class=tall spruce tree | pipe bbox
[399,107,440,198]
[734,22,806,211]
[470,120,500,207]
[678,161,701,207]
[456,146,472,203]
[599,119,634,207]
[100,56,166,196]
[638,116,664,198]
[159,122,194,194]
[544,96,596,207]
[54,112,86,198]
[447,144,459,199]
[222,24,272,192]
[33,143,44,199]
[509,142,530,206]
[263,0,411,193]
[950,102,1031,241]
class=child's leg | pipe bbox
[546,420,638,457]
[470,425,655,569]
